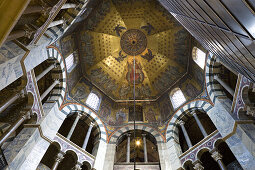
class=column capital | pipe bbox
[77,112,83,118]
[24,24,35,39]
[54,79,60,84]
[178,120,185,126]
[72,163,82,170]
[18,89,26,98]
[214,74,220,80]
[126,133,131,137]
[193,160,204,170]
[55,152,65,163]
[211,150,223,161]
[89,122,95,127]
[21,111,31,120]
[190,110,197,116]
[142,133,146,137]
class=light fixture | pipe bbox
[135,140,141,146]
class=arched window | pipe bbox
[170,87,186,109]
[65,53,75,72]
[86,92,100,110]
[192,47,206,69]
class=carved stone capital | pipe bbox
[55,152,64,163]
[193,160,204,170]
[24,25,35,39]
[89,122,95,127]
[72,163,82,170]
[211,150,223,161]
[178,120,185,126]
[19,89,26,98]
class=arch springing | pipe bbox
[192,47,206,69]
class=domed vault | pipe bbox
[75,0,191,101]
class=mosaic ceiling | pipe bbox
[77,0,191,100]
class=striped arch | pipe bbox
[165,99,213,143]
[205,53,225,104]
[45,46,67,108]
[45,0,90,43]
[61,103,107,143]
[108,124,165,144]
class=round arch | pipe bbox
[205,53,225,104]
[60,103,107,142]
[165,99,213,142]
[108,124,165,144]
[46,46,67,108]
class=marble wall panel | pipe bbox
[40,103,66,140]
[0,55,23,90]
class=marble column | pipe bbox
[36,63,56,81]
[0,89,25,113]
[191,111,208,137]
[52,152,64,170]
[179,120,193,148]
[48,19,65,28]
[0,111,30,145]
[211,150,227,170]
[40,79,60,101]
[66,112,82,140]
[82,122,94,150]
[214,74,234,96]
[142,134,148,162]
[193,160,204,170]
[126,133,131,163]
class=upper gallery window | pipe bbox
[192,47,206,69]
[65,53,75,72]
[170,87,186,109]
[86,92,100,110]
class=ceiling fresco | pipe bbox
[76,0,191,100]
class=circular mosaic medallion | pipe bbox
[120,29,147,56]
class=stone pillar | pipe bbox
[126,133,131,163]
[193,160,204,170]
[214,74,234,96]
[0,89,25,114]
[36,63,56,81]
[0,111,30,145]
[179,120,193,148]
[40,79,60,101]
[47,19,65,28]
[142,134,148,162]
[52,152,64,170]
[82,122,94,150]
[211,150,227,170]
[191,111,208,137]
[66,112,82,140]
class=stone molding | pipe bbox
[179,130,221,166]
